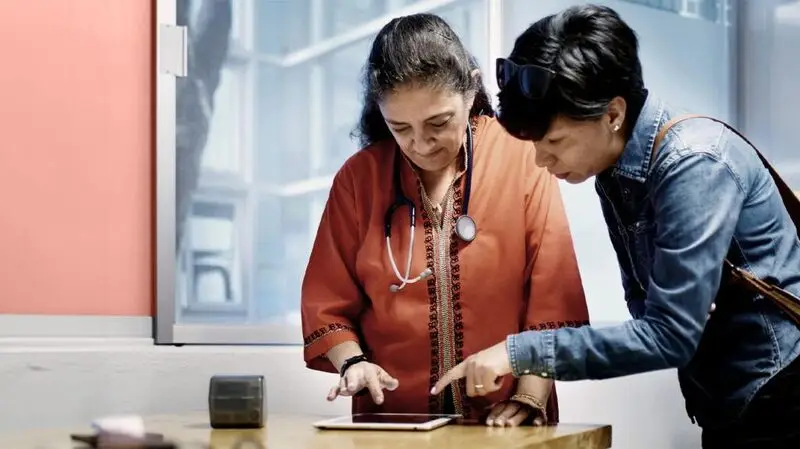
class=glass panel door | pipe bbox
[157,0,492,344]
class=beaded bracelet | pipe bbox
[509,393,548,424]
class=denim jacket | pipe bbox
[506,93,800,429]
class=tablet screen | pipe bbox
[313,413,460,430]
[352,414,449,424]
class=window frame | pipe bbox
[155,0,500,345]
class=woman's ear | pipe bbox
[606,96,627,132]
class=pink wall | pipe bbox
[0,1,153,315]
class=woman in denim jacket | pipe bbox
[431,4,800,448]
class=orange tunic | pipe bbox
[301,115,589,422]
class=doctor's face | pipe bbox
[379,83,473,173]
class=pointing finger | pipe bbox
[431,362,466,395]
[327,384,339,401]
[330,377,347,400]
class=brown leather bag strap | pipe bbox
[650,114,800,323]
[650,113,706,161]
[650,114,800,234]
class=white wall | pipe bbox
[0,335,701,448]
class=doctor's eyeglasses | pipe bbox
[496,58,556,100]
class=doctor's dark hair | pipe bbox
[353,13,494,148]
[497,4,647,141]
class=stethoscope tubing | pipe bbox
[384,124,475,292]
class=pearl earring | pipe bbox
[613,124,620,132]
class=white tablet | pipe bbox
[312,413,459,431]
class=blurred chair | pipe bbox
[187,201,238,305]
[192,250,233,303]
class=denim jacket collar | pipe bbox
[612,92,666,183]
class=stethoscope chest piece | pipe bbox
[455,214,477,242]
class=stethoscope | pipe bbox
[385,124,477,293]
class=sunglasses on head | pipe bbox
[496,58,556,100]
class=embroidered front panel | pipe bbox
[422,188,442,414]
[448,184,468,417]
[419,180,467,416]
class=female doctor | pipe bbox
[300,12,590,427]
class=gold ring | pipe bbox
[474,384,484,389]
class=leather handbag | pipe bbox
[650,114,800,325]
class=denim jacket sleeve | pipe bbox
[506,145,748,380]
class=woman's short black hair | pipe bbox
[497,4,647,141]
[352,13,494,148]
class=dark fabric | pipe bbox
[443,385,455,414]
[702,354,800,448]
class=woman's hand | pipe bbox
[486,374,550,427]
[486,400,532,427]
[431,340,511,397]
[327,362,399,404]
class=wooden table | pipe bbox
[0,413,611,448]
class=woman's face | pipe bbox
[532,97,627,184]
[378,83,474,173]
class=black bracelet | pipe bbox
[339,354,368,377]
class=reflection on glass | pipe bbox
[324,0,386,38]
[320,39,371,175]
[740,0,800,188]
[254,0,312,55]
[202,67,242,174]
[175,0,233,252]
[175,0,491,333]
[619,0,725,22]
[254,63,312,185]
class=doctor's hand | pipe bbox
[430,340,512,397]
[486,401,534,427]
[327,362,399,405]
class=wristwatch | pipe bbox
[339,354,368,377]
